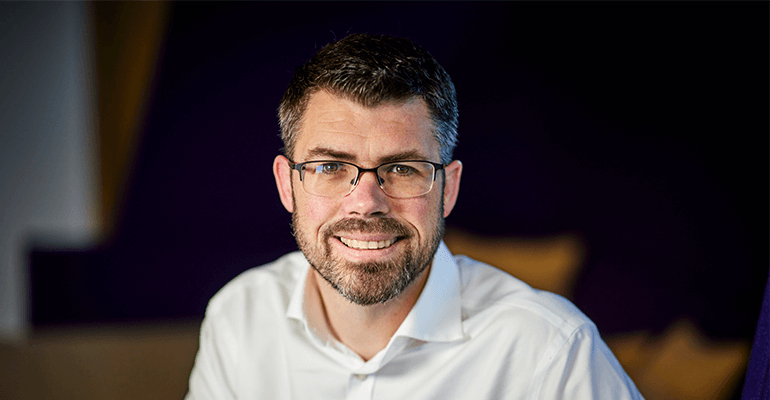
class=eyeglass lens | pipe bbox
[300,161,436,198]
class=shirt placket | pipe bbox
[346,372,375,400]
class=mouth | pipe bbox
[338,236,399,250]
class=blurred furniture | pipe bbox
[0,323,198,400]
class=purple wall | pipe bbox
[30,2,768,358]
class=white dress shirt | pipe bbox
[186,242,644,399]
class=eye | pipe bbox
[388,164,415,175]
[323,163,339,172]
[314,162,346,175]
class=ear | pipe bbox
[442,160,462,218]
[273,155,294,213]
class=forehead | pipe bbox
[295,91,439,164]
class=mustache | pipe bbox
[324,218,412,238]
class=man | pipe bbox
[187,33,644,399]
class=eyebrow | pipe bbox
[377,150,428,164]
[304,147,430,165]
[305,147,356,161]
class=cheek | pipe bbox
[394,196,441,234]
[296,194,341,232]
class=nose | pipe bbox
[343,170,390,217]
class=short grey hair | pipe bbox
[278,33,459,164]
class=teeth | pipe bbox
[339,237,397,250]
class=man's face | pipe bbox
[273,90,462,305]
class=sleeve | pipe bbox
[535,323,645,400]
[186,313,239,400]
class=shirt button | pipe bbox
[354,374,368,381]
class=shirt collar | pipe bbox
[286,241,465,343]
[286,257,309,325]
[392,241,465,342]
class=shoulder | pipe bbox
[204,251,308,321]
[454,254,592,344]
[454,255,645,397]
[188,251,309,399]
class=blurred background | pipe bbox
[1,2,767,399]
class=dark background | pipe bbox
[31,2,768,347]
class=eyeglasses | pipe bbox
[289,159,445,199]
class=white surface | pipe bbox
[0,2,100,341]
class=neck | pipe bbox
[307,265,430,361]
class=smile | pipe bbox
[339,237,398,250]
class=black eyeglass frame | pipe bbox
[288,159,446,198]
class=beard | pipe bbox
[292,200,444,306]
